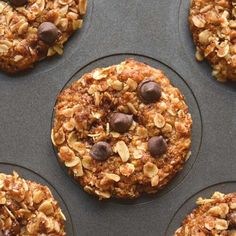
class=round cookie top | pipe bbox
[175,192,236,236]
[189,0,236,82]
[0,0,87,73]
[0,172,66,235]
[52,59,192,199]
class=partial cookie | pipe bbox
[0,0,87,73]
[189,0,236,82]
[0,172,66,235]
[52,59,192,199]
[175,192,236,236]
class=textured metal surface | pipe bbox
[0,0,235,235]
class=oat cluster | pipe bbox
[0,0,87,73]
[52,59,192,199]
[175,192,236,236]
[0,172,66,235]
[189,0,236,81]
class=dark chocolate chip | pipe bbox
[138,79,161,104]
[227,212,236,229]
[90,142,113,161]
[38,22,60,45]
[148,136,167,157]
[110,113,133,133]
[9,0,28,7]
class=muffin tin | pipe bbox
[0,0,235,235]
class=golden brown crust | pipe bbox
[0,0,87,73]
[175,192,236,236]
[189,0,236,82]
[0,172,66,235]
[52,59,192,199]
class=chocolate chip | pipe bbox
[9,0,28,7]
[138,79,161,104]
[227,212,236,229]
[148,136,167,157]
[38,22,60,45]
[110,113,133,133]
[90,142,113,161]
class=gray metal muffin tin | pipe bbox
[0,0,235,235]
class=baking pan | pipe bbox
[0,0,235,235]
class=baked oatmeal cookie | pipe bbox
[189,0,236,82]
[0,0,87,73]
[175,192,236,236]
[51,59,192,200]
[0,172,66,235]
